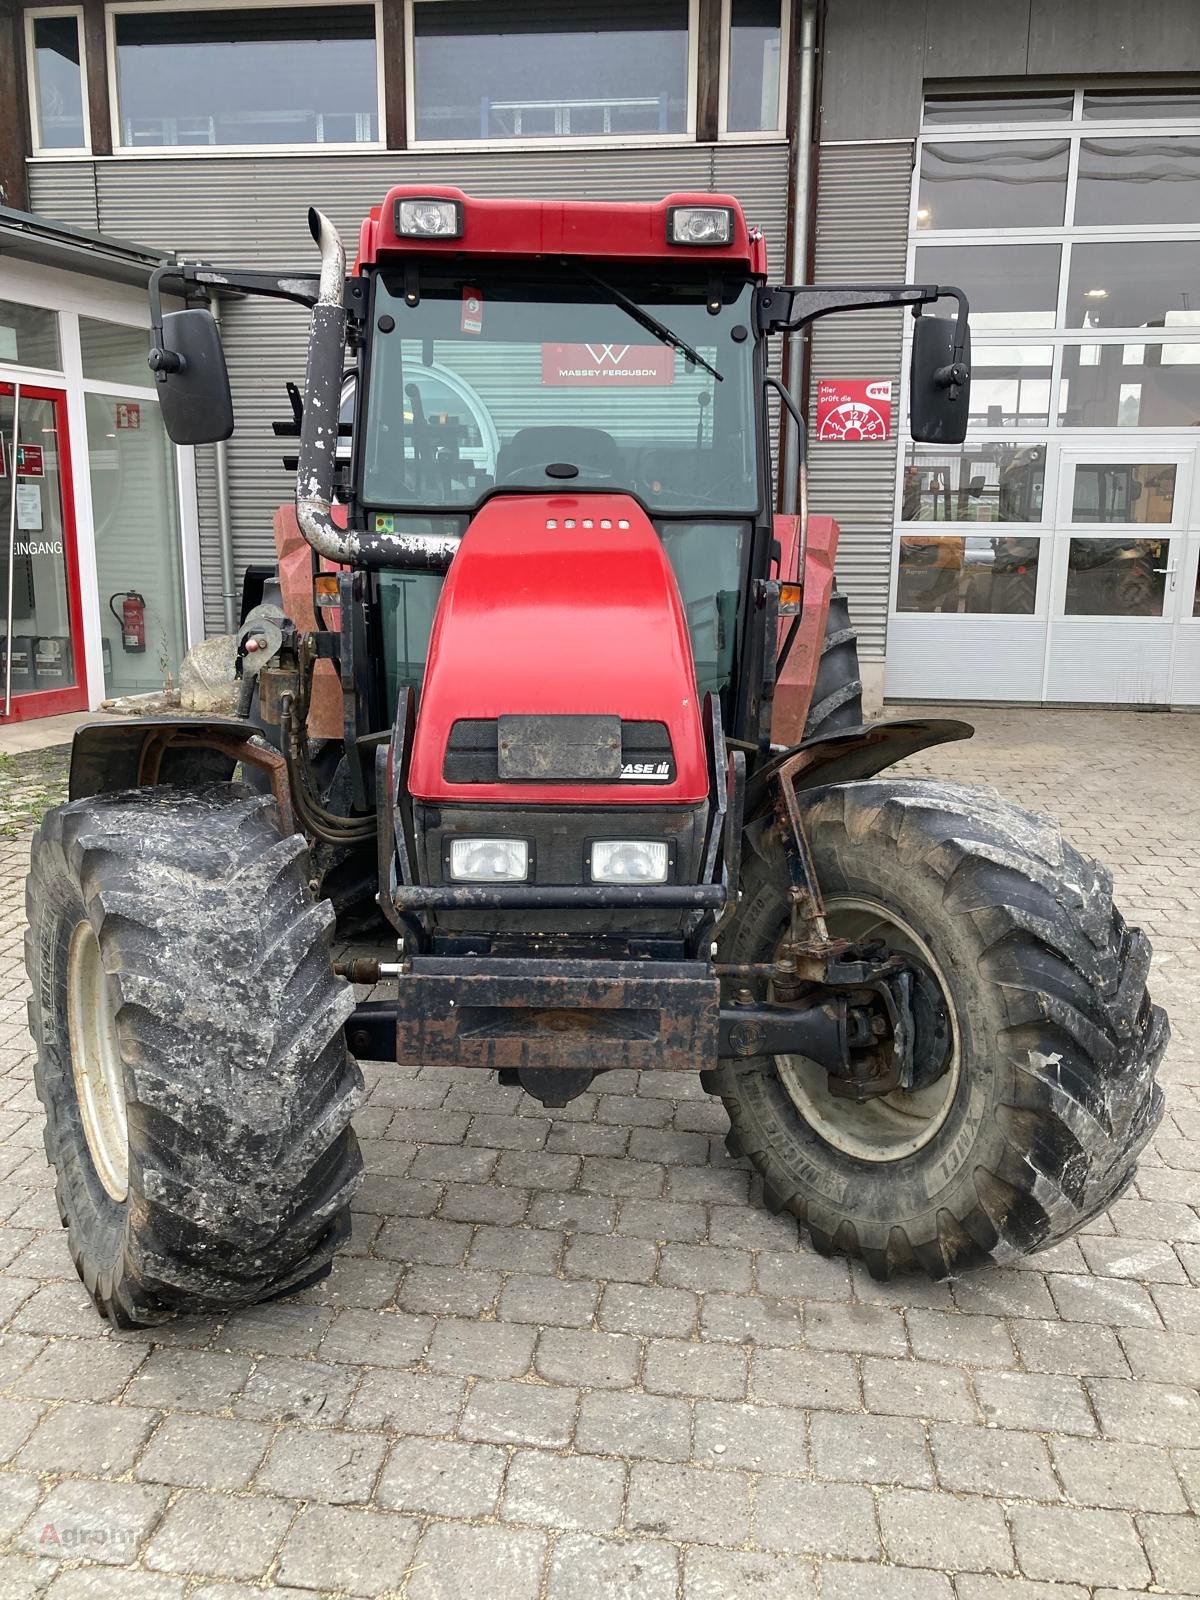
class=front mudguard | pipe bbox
[745,717,974,815]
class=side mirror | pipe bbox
[910,312,971,444]
[148,309,234,445]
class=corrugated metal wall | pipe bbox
[806,141,914,659]
[31,143,789,634]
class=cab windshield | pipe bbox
[360,264,760,517]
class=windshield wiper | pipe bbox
[570,260,723,383]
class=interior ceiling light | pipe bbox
[1084,287,1109,299]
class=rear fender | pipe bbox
[69,717,296,834]
[745,717,975,816]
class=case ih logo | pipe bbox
[542,343,676,387]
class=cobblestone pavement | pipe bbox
[0,706,1195,1598]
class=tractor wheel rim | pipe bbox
[66,920,129,1202]
[774,895,960,1164]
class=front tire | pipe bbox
[709,779,1167,1278]
[26,784,364,1328]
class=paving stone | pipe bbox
[1008,1504,1150,1587]
[701,1291,806,1346]
[617,1199,708,1243]
[0,1399,41,1462]
[466,1111,549,1150]
[905,1309,1015,1368]
[136,1414,271,1490]
[627,1460,752,1544]
[754,1479,879,1559]
[552,1532,679,1600]
[144,1490,291,1580]
[24,1480,168,1568]
[499,1272,599,1328]
[928,1422,1059,1500]
[1139,1510,1200,1592]
[580,1156,665,1197]
[599,1280,698,1337]
[878,1489,1014,1572]
[406,1522,544,1600]
[658,1243,753,1292]
[1048,1271,1164,1327]
[576,1389,692,1462]
[972,1370,1097,1436]
[16,1400,156,1475]
[750,1347,860,1412]
[1086,1376,1200,1445]
[377,1435,506,1516]
[375,1215,473,1265]
[346,1367,464,1434]
[503,1448,626,1531]
[693,1399,808,1474]
[564,1233,658,1284]
[397,1264,502,1317]
[954,1581,1087,1600]
[468,1224,564,1273]
[546,1121,630,1158]
[754,1249,853,1301]
[821,1566,952,1600]
[950,1268,1057,1320]
[535,1327,640,1389]
[234,1355,358,1424]
[643,1338,747,1400]
[257,1424,387,1504]
[277,1504,421,1597]
[437,1183,530,1226]
[1009,1319,1129,1377]
[1050,1436,1188,1512]
[0,1472,40,1540]
[861,1357,976,1421]
[812,1412,934,1488]
[628,1127,712,1165]
[43,1571,186,1600]
[1119,1326,1200,1385]
[528,1191,618,1236]
[459,1378,578,1447]
[1079,1234,1190,1283]
[12,1339,146,1401]
[318,1307,432,1366]
[426,1318,537,1379]
[221,1302,336,1355]
[707,1205,800,1253]
[684,1548,817,1600]
[494,1151,582,1192]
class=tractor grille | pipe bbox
[444,718,675,785]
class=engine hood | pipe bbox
[407,493,708,805]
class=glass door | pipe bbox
[0,383,88,719]
[1045,448,1193,704]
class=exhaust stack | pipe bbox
[295,207,460,572]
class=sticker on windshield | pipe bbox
[542,344,676,387]
[461,287,484,335]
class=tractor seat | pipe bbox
[496,426,621,483]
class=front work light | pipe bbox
[589,840,670,884]
[448,838,529,883]
[396,198,463,238]
[668,206,734,246]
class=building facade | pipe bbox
[0,0,1196,719]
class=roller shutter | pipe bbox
[806,141,914,659]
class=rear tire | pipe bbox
[708,779,1167,1278]
[802,589,863,741]
[25,783,363,1328]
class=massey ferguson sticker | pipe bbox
[815,379,892,441]
[542,343,676,386]
[620,760,672,782]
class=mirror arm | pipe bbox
[757,282,944,335]
[147,262,323,381]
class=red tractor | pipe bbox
[26,191,1165,1327]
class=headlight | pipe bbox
[448,838,529,882]
[668,206,734,247]
[588,840,670,884]
[395,197,463,238]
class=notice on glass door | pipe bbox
[15,483,42,532]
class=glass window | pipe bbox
[1059,344,1200,428]
[897,535,1040,614]
[903,443,1046,524]
[412,0,690,142]
[923,93,1075,126]
[726,0,781,133]
[113,5,378,148]
[85,395,189,697]
[1070,462,1176,524]
[1074,138,1200,227]
[1083,90,1200,121]
[79,318,153,389]
[971,344,1053,427]
[0,301,61,370]
[914,244,1061,330]
[1065,538,1169,616]
[917,141,1068,231]
[29,14,86,150]
[1066,242,1200,330]
[362,266,758,516]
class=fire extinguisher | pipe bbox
[109,591,146,654]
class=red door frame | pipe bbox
[0,382,89,722]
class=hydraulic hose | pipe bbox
[294,208,461,573]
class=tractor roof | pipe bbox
[356,187,767,276]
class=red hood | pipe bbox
[407,494,707,805]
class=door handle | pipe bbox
[1151,561,1178,591]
